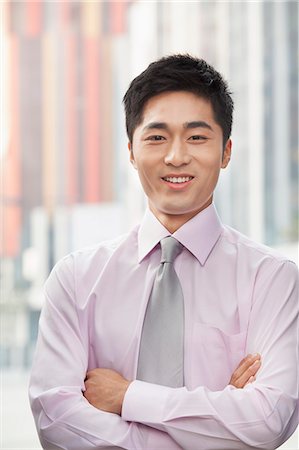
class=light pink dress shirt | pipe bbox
[29,204,299,450]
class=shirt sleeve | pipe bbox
[122,259,299,450]
[29,256,182,450]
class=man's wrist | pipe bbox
[119,379,131,415]
[121,380,172,423]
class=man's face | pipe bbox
[129,91,231,231]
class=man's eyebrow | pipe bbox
[142,120,214,132]
[183,121,213,131]
[142,122,169,131]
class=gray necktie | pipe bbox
[137,236,184,387]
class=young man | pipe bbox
[30,55,298,450]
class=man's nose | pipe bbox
[164,142,191,166]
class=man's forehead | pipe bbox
[143,90,211,106]
[131,90,218,139]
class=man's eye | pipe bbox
[189,135,207,141]
[146,135,165,141]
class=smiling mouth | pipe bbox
[162,176,194,184]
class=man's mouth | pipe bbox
[162,176,194,184]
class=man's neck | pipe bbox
[149,198,213,234]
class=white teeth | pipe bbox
[164,176,193,183]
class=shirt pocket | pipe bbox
[189,323,246,391]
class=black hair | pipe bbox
[123,54,234,145]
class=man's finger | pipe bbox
[231,353,261,381]
[234,355,251,369]
[232,359,261,388]
[244,375,256,387]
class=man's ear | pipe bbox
[128,142,137,169]
[221,139,232,169]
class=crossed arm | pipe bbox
[83,354,262,415]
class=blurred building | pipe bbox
[1,0,298,369]
[1,0,132,368]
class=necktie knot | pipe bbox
[160,236,183,264]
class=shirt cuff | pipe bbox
[122,380,173,425]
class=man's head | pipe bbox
[123,55,233,233]
[123,54,234,146]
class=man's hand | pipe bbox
[84,368,131,415]
[229,353,261,388]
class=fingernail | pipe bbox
[252,360,261,367]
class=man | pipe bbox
[29,55,298,450]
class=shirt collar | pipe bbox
[137,203,223,265]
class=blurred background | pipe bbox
[1,0,298,448]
